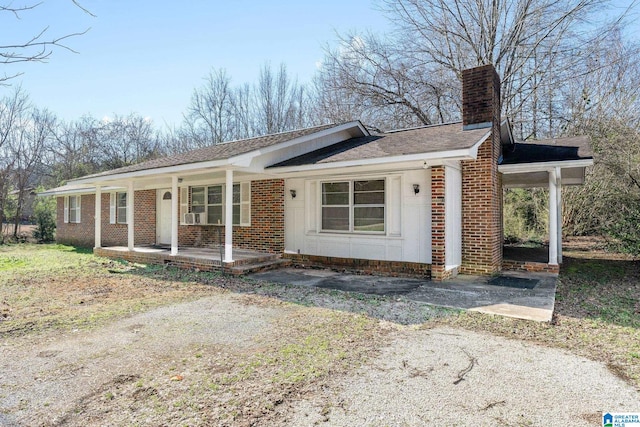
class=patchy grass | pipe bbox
[0,244,387,426]
[0,243,222,338]
[1,241,638,425]
[438,240,640,388]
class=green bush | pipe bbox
[607,198,640,256]
[32,196,56,243]
[503,188,548,243]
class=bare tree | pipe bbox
[179,63,314,149]
[9,107,55,236]
[316,0,631,134]
[98,113,161,170]
[184,68,235,147]
[1,1,93,84]
[0,87,28,241]
[315,33,459,130]
[254,63,309,134]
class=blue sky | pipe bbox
[3,1,389,128]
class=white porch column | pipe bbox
[127,181,135,251]
[556,167,563,264]
[224,169,233,263]
[94,185,101,249]
[171,176,179,256]
[548,169,558,265]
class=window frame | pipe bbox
[320,179,386,234]
[65,195,81,224]
[187,183,250,226]
[116,192,127,224]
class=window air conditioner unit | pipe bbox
[183,213,195,225]
[194,213,203,224]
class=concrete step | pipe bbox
[227,257,291,276]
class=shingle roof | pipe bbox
[269,122,490,167]
[501,135,592,165]
[76,123,340,180]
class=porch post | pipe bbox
[171,175,179,256]
[548,169,558,265]
[94,185,101,249]
[127,181,135,251]
[224,169,233,263]
[556,167,563,264]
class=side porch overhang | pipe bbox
[499,136,593,270]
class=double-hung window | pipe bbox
[64,195,81,223]
[109,192,127,224]
[321,179,385,233]
[116,192,127,224]
[187,183,249,225]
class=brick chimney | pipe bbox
[459,64,503,276]
[462,64,501,130]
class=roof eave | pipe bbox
[38,185,125,197]
[499,158,593,174]
[68,121,369,185]
[267,146,483,174]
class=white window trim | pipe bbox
[109,192,128,224]
[320,178,386,234]
[185,182,250,226]
[64,195,81,224]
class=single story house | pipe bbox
[42,65,593,279]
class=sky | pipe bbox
[3,0,390,128]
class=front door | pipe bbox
[157,189,172,245]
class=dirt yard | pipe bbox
[0,242,638,426]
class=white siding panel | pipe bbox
[445,165,462,268]
[306,180,317,233]
[317,238,350,258]
[351,241,386,260]
[388,175,402,236]
[287,170,432,265]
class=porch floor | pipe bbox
[94,245,287,274]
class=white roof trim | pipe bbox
[39,185,124,197]
[68,121,368,186]
[499,159,593,174]
[268,143,488,174]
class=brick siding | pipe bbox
[502,259,559,274]
[285,253,431,278]
[56,194,95,247]
[57,181,285,254]
[460,64,504,275]
[56,190,156,248]
[430,166,452,280]
[178,179,285,253]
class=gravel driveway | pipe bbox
[1,293,638,426]
[285,326,639,426]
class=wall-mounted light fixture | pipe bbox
[178,177,183,183]
[290,189,297,198]
[413,184,420,195]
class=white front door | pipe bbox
[157,189,172,245]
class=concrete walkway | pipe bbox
[248,268,557,322]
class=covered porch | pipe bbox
[499,136,593,273]
[93,245,289,275]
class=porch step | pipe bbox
[227,257,291,276]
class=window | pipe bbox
[109,192,129,224]
[64,195,81,223]
[116,192,127,224]
[321,179,385,233]
[187,183,249,226]
[207,186,223,224]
